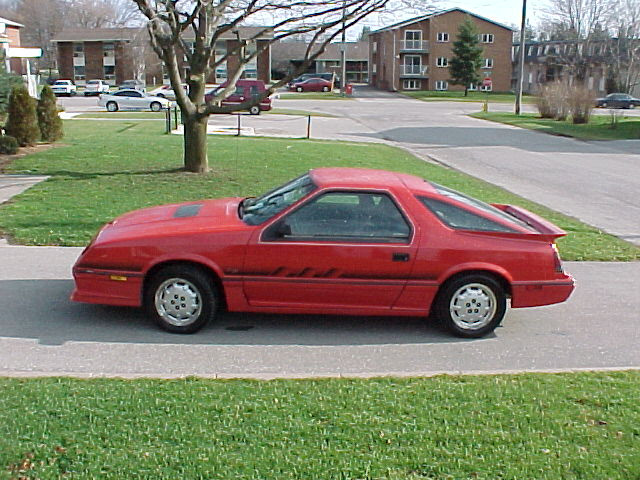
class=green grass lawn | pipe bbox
[472,112,640,141]
[403,91,536,104]
[0,119,638,261]
[76,109,335,119]
[1,371,639,479]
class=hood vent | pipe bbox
[174,204,203,218]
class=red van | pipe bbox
[205,79,272,114]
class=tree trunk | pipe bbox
[183,114,209,173]
[464,87,468,96]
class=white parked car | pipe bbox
[98,89,172,112]
[51,80,77,96]
[148,84,188,100]
[84,79,111,96]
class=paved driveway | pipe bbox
[0,245,639,378]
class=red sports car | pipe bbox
[71,168,574,338]
[289,78,333,92]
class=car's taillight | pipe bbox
[551,243,564,273]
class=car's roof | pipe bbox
[309,168,436,194]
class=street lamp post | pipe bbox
[515,0,527,115]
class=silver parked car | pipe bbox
[98,89,172,112]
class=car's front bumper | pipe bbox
[71,267,143,307]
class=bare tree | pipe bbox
[607,0,640,92]
[67,0,143,28]
[133,0,389,173]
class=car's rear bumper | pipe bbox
[71,267,143,307]
[511,275,575,308]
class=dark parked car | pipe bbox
[205,79,272,115]
[289,78,333,92]
[595,93,640,109]
[288,72,339,88]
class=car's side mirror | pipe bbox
[276,222,291,238]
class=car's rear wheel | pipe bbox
[150,101,162,112]
[601,102,608,108]
[322,86,329,92]
[296,86,303,92]
[106,101,119,112]
[249,105,260,115]
[434,274,506,338]
[145,265,218,334]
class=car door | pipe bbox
[242,190,418,310]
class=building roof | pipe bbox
[0,15,23,28]
[272,40,368,62]
[371,8,515,34]
[51,28,141,42]
[51,25,273,43]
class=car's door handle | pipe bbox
[392,252,410,262]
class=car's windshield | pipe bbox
[241,174,316,225]
[429,182,535,231]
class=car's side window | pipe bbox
[267,191,411,243]
[419,197,517,232]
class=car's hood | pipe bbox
[95,197,246,244]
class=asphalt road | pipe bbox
[0,244,639,378]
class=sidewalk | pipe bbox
[0,174,48,205]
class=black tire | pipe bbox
[145,265,218,334]
[433,274,506,338]
[150,101,162,112]
[322,86,329,92]
[296,86,303,92]
[249,105,260,115]
[106,101,119,112]
[601,102,608,108]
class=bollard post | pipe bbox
[165,107,171,134]
[307,115,311,139]
[173,106,178,130]
[237,113,241,136]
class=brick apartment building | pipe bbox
[369,8,513,92]
[272,40,369,83]
[1,15,41,75]
[52,27,272,86]
[512,39,640,97]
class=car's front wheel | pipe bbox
[150,101,162,112]
[296,86,303,92]
[249,105,260,115]
[322,86,329,92]
[434,274,506,338]
[145,265,218,334]
[106,101,119,112]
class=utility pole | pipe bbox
[341,0,347,94]
[515,0,527,115]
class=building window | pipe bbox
[480,33,494,43]
[372,63,377,73]
[103,65,115,80]
[435,80,448,90]
[483,58,494,68]
[404,30,422,50]
[480,83,492,92]
[403,55,422,75]
[437,32,449,42]
[436,57,448,67]
[403,79,421,90]
[373,41,377,53]
[469,83,477,91]
[73,65,85,80]
[103,43,115,56]
[73,42,84,57]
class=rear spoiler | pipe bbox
[492,204,567,242]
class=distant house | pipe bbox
[52,27,273,86]
[369,8,513,92]
[512,39,640,97]
[0,15,41,76]
[272,40,369,83]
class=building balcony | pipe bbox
[400,65,428,78]
[399,40,429,53]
